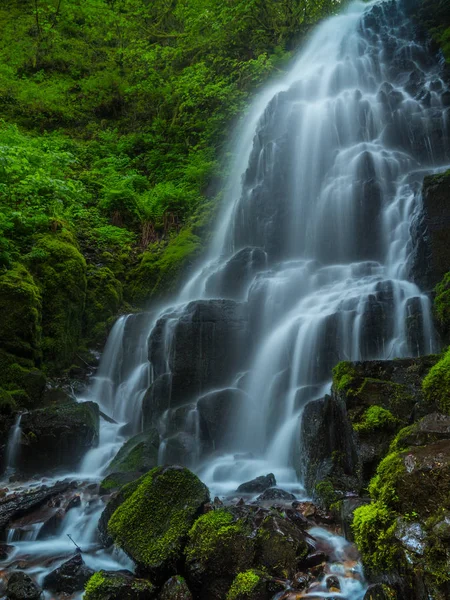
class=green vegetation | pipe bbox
[416,0,450,61]
[0,0,342,386]
[314,479,339,509]
[434,272,450,337]
[226,570,261,600]
[84,571,156,600]
[422,348,450,414]
[106,429,160,474]
[332,361,358,392]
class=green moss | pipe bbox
[84,571,156,600]
[107,430,159,475]
[352,502,397,570]
[422,348,450,414]
[315,479,339,509]
[83,265,123,346]
[28,231,87,372]
[226,570,260,600]
[0,263,42,364]
[0,388,16,415]
[0,349,46,407]
[108,466,209,576]
[185,509,245,564]
[434,272,450,336]
[353,405,399,433]
[332,361,358,393]
[127,226,203,306]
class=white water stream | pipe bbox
[2,1,450,598]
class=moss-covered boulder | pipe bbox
[0,264,41,365]
[84,265,123,347]
[28,231,87,371]
[0,350,46,408]
[159,576,192,600]
[18,401,99,472]
[84,571,156,600]
[184,508,254,600]
[434,271,450,341]
[107,466,209,582]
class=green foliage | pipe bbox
[352,502,397,570]
[226,570,261,600]
[314,479,339,509]
[0,388,16,415]
[185,509,244,563]
[353,405,399,433]
[84,571,156,600]
[434,272,450,337]
[422,348,450,414]
[332,361,357,392]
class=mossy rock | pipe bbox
[353,440,450,592]
[254,514,308,578]
[84,265,123,347]
[0,349,46,408]
[0,263,42,364]
[18,401,99,473]
[108,466,209,582]
[226,570,272,600]
[390,413,450,452]
[159,576,192,600]
[106,429,160,476]
[84,571,156,600]
[422,348,450,414]
[99,471,143,495]
[434,272,450,340]
[184,509,254,599]
[28,231,87,372]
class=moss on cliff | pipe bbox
[226,570,261,600]
[28,231,87,372]
[422,348,450,414]
[84,265,123,347]
[84,571,156,600]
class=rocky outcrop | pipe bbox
[5,572,42,600]
[144,300,251,427]
[84,571,157,600]
[159,576,193,600]
[18,401,99,473]
[410,170,450,292]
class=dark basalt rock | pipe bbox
[159,576,193,600]
[364,584,398,600]
[410,170,450,292]
[18,401,99,473]
[144,300,251,427]
[204,247,267,300]
[84,570,157,600]
[43,552,95,594]
[197,388,254,453]
[106,429,160,476]
[37,508,65,539]
[236,474,276,494]
[6,572,42,600]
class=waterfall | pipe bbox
[5,413,23,473]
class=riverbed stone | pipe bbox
[84,571,157,600]
[6,572,42,600]
[43,552,95,594]
[159,576,193,600]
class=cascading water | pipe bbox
[2,0,450,598]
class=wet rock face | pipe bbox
[43,552,95,594]
[6,572,42,600]
[236,473,276,495]
[18,401,99,473]
[84,571,157,600]
[204,247,267,300]
[144,300,251,426]
[410,170,450,292]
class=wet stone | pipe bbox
[256,488,296,503]
[6,572,42,600]
[43,552,95,594]
[236,473,276,494]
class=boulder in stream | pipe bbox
[43,552,95,594]
[236,474,276,494]
[84,571,157,600]
[18,401,99,473]
[159,576,193,600]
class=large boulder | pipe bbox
[184,509,255,599]
[84,571,156,600]
[18,401,99,473]
[236,474,276,495]
[43,553,94,594]
[107,466,209,582]
[144,300,251,426]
